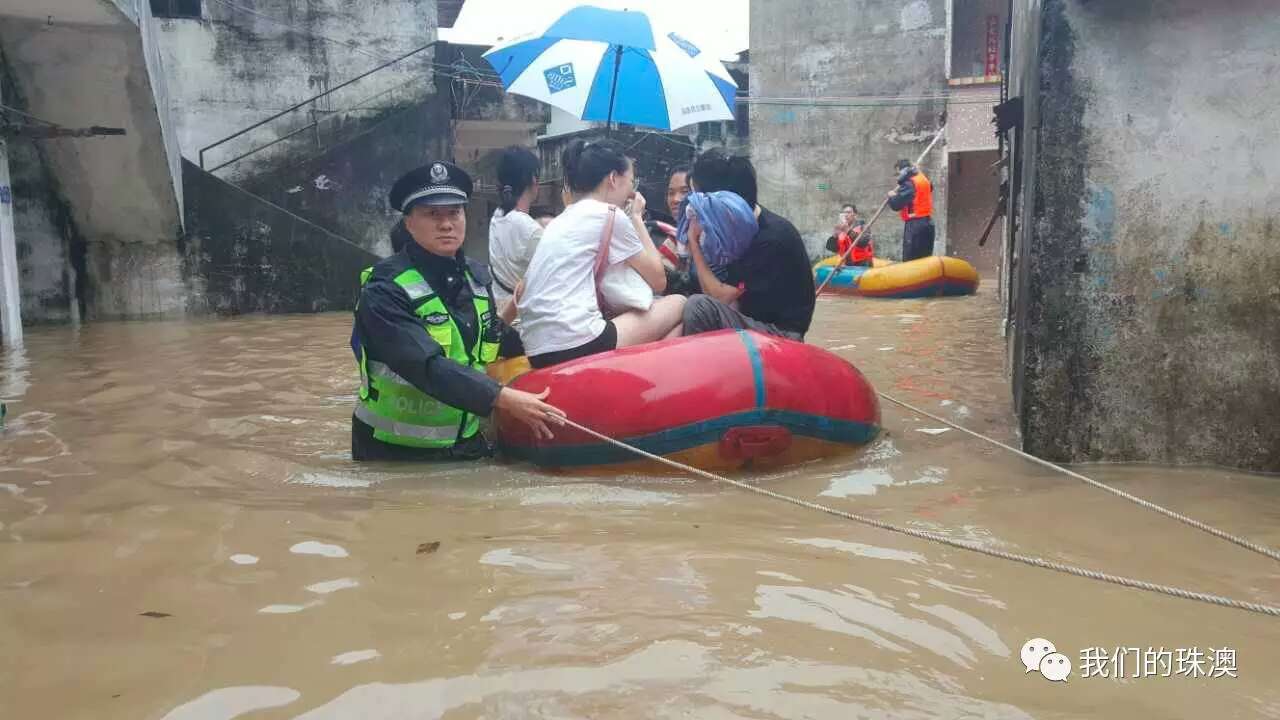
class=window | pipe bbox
[150,0,202,19]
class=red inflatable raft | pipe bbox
[490,329,881,471]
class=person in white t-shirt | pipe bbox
[489,146,544,310]
[517,139,685,368]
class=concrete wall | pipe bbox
[1010,0,1280,471]
[749,0,948,260]
[950,0,1005,79]
[133,0,185,217]
[3,130,81,324]
[154,0,438,177]
[0,2,186,320]
[238,98,452,257]
[0,59,83,325]
[945,84,1000,153]
[181,160,377,315]
[945,149,1001,275]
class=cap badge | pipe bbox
[430,163,448,183]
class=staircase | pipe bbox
[178,40,469,313]
[197,42,441,180]
[181,159,377,315]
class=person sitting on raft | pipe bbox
[680,150,816,341]
[488,146,544,310]
[350,161,565,462]
[825,202,873,267]
[653,165,701,296]
[488,146,544,357]
[516,140,686,369]
[676,188,758,303]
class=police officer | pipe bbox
[887,159,935,262]
[350,160,565,461]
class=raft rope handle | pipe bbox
[879,393,1280,564]
[555,415,1280,618]
[814,126,947,297]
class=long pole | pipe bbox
[815,125,947,297]
[0,96,23,348]
[605,45,623,134]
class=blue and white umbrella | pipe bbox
[481,4,738,132]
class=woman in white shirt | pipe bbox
[488,146,544,309]
[517,140,685,368]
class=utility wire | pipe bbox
[0,103,61,127]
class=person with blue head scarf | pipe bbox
[676,190,759,284]
[679,149,816,341]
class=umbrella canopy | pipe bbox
[481,5,737,132]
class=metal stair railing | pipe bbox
[197,41,441,175]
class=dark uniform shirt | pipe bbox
[351,242,504,461]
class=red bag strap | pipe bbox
[657,242,680,265]
[593,205,618,312]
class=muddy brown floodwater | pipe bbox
[2,285,1279,719]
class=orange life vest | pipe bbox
[898,171,933,222]
[838,230,873,264]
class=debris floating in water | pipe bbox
[305,578,359,595]
[139,611,172,619]
[331,649,380,666]
[258,602,319,614]
[417,541,441,555]
[159,686,301,719]
[229,554,259,565]
[479,548,572,572]
[447,611,467,620]
[289,541,348,558]
[916,428,951,435]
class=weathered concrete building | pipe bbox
[1,0,185,338]
[1002,0,1280,471]
[154,0,445,311]
[1,0,452,330]
[2,0,750,336]
[748,0,1007,272]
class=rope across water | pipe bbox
[878,394,1280,564]
[554,414,1280,619]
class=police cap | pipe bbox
[389,161,473,213]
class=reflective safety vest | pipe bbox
[354,263,501,449]
[899,171,933,222]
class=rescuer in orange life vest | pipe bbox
[886,159,935,262]
[825,203,873,267]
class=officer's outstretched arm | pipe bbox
[495,386,565,441]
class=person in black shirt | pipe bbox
[351,161,565,462]
[680,150,816,340]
